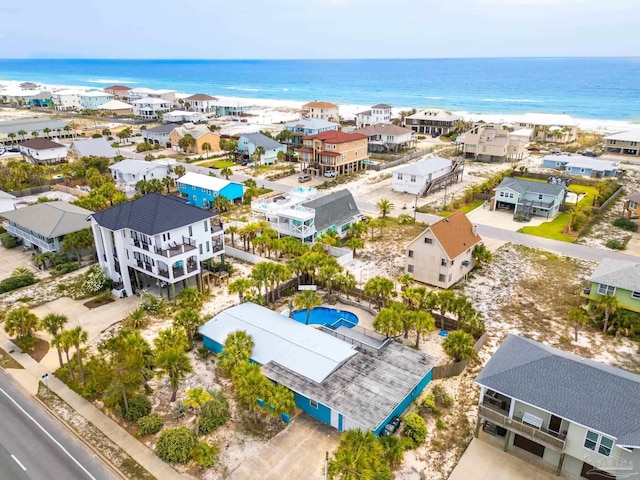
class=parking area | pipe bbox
[467,205,549,232]
[228,414,339,480]
[0,246,42,281]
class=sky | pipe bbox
[1,0,639,59]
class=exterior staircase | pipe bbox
[420,158,465,197]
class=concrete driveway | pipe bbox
[0,246,41,281]
[467,205,548,232]
[228,414,340,480]
[449,437,559,480]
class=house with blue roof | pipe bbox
[199,302,437,434]
[177,172,243,207]
[493,177,566,220]
[476,334,640,479]
[542,154,619,178]
[237,132,286,165]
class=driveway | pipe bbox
[228,414,340,480]
[0,246,41,281]
[467,205,548,232]
[449,437,559,480]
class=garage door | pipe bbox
[513,434,545,457]
[581,462,616,479]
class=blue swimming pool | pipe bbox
[292,307,359,329]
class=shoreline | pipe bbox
[1,78,639,134]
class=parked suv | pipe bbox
[324,170,336,178]
[380,416,401,436]
[298,174,312,183]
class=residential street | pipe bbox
[0,370,114,480]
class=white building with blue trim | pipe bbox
[542,154,619,178]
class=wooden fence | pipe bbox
[369,147,433,171]
[591,186,624,214]
[432,331,488,380]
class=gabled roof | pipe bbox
[284,118,339,130]
[604,130,640,142]
[31,91,52,100]
[20,138,66,150]
[589,257,640,292]
[108,159,171,176]
[627,192,640,203]
[355,123,413,137]
[542,154,618,171]
[303,189,360,232]
[91,193,214,235]
[97,100,133,111]
[406,109,461,122]
[145,123,179,134]
[178,172,238,192]
[426,211,481,259]
[2,201,93,238]
[303,130,367,143]
[240,132,285,150]
[394,156,452,177]
[476,335,640,447]
[172,123,213,139]
[71,138,117,158]
[303,101,338,109]
[496,177,566,196]
[104,85,131,91]
[199,302,357,384]
[185,93,218,101]
[371,103,392,109]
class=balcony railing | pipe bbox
[3,222,56,252]
[158,269,169,279]
[153,236,198,258]
[186,259,198,273]
[478,404,565,451]
[133,239,151,251]
[212,241,224,254]
[517,198,555,209]
[172,266,185,278]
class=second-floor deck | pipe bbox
[3,222,57,252]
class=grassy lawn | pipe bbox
[518,212,575,242]
[197,159,235,169]
[439,199,484,217]
[568,184,598,207]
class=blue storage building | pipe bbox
[177,172,244,207]
[199,303,437,434]
[542,154,619,178]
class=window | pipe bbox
[206,241,210,252]
[407,264,414,273]
[584,431,598,451]
[438,274,446,282]
[509,193,514,199]
[310,399,318,409]
[207,189,212,195]
[424,237,432,244]
[599,436,613,456]
[192,195,197,201]
[580,168,586,173]
[499,192,504,197]
[441,258,447,266]
[204,221,209,232]
[632,142,638,147]
[597,284,616,295]
[199,244,203,254]
[538,194,543,200]
[410,175,416,183]
[632,291,640,300]
[584,430,614,457]
[397,173,403,180]
[188,226,193,236]
[408,250,414,258]
[609,140,617,145]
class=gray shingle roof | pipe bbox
[71,138,117,158]
[145,123,179,134]
[303,190,360,232]
[0,118,68,134]
[91,193,214,235]
[241,132,285,151]
[496,177,566,196]
[2,201,93,238]
[476,335,640,447]
[589,257,640,292]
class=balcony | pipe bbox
[172,266,185,278]
[153,236,197,258]
[517,198,555,209]
[478,404,565,451]
[212,240,224,254]
[136,259,153,272]
[158,269,169,279]
[3,222,56,252]
[133,238,151,251]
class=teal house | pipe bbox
[177,171,243,207]
[199,303,437,434]
[28,92,54,108]
[493,177,566,220]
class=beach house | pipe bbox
[623,192,640,222]
[109,158,176,195]
[493,177,566,220]
[515,113,579,144]
[542,154,618,178]
[103,85,132,100]
[404,109,461,136]
[604,131,640,157]
[355,104,392,129]
[237,133,286,165]
[177,172,244,207]
[142,124,179,148]
[19,138,68,165]
[199,302,437,434]
[475,334,640,480]
[28,92,54,108]
[2,202,94,253]
[392,156,457,195]
[52,89,84,111]
[162,111,205,124]
[581,257,640,313]
[170,124,220,154]
[131,97,170,120]
[129,87,176,104]
[296,130,369,177]
[405,211,482,288]
[355,123,415,153]
[184,94,218,113]
[90,193,224,298]
[79,90,114,110]
[96,100,134,116]
[70,138,117,159]
[302,101,340,122]
[282,118,339,146]
[459,123,528,162]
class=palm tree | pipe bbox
[176,287,205,310]
[596,294,618,333]
[412,310,435,348]
[17,129,27,140]
[373,306,403,338]
[62,228,95,266]
[376,198,394,219]
[442,330,475,362]
[398,273,413,290]
[173,308,203,346]
[41,313,68,368]
[4,308,40,352]
[212,195,231,213]
[363,276,395,309]
[251,146,265,166]
[156,345,193,402]
[380,435,405,470]
[31,131,39,138]
[43,127,51,138]
[59,331,76,381]
[293,290,322,325]
[184,388,212,433]
[220,167,233,180]
[162,176,174,193]
[265,384,295,417]
[473,244,493,266]
[231,361,269,420]
[202,142,212,158]
[436,290,457,331]
[178,134,195,153]
[67,326,88,384]
[173,164,186,178]
[8,132,16,144]
[328,429,390,480]
[568,307,589,342]
[219,330,255,376]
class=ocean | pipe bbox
[0,57,639,122]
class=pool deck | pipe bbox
[323,302,375,330]
[335,326,385,349]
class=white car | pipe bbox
[324,170,336,178]
[0,147,5,155]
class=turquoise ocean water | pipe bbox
[0,58,639,121]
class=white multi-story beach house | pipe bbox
[184,94,218,113]
[404,109,462,136]
[355,104,392,129]
[129,87,176,104]
[354,123,415,153]
[52,89,84,110]
[515,113,579,144]
[109,158,176,195]
[162,111,205,124]
[142,124,179,148]
[131,97,170,120]
[19,138,68,165]
[90,193,224,298]
[392,156,454,195]
[79,90,114,110]
[301,101,340,122]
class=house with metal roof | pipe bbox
[177,172,244,206]
[237,133,286,165]
[515,113,579,144]
[109,158,176,195]
[604,130,640,157]
[283,118,339,146]
[2,201,93,253]
[392,156,454,195]
[355,104,393,129]
[142,124,179,148]
[355,123,415,153]
[70,138,117,159]
[0,190,16,215]
[542,154,618,178]
[581,257,640,313]
[405,211,482,288]
[475,334,640,479]
[199,302,437,434]
[19,138,68,165]
[403,109,461,136]
[90,193,223,298]
[493,177,566,220]
[96,99,133,116]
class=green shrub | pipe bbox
[0,226,6,234]
[51,262,80,277]
[0,233,18,249]
[606,239,625,250]
[402,413,427,449]
[191,440,219,469]
[91,133,102,138]
[199,391,229,435]
[120,395,152,421]
[612,217,638,232]
[137,414,164,436]
[196,345,211,359]
[0,273,38,294]
[397,214,415,225]
[421,394,441,417]
[156,427,197,464]
[435,417,448,430]
[136,142,155,153]
[82,265,111,294]
[432,385,454,409]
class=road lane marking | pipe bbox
[0,387,97,480]
[11,454,27,471]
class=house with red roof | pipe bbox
[302,101,339,122]
[296,130,369,177]
[103,85,132,100]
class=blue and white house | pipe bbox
[542,154,619,178]
[237,133,286,165]
[493,177,566,220]
[177,172,244,207]
[283,118,339,146]
[199,302,437,434]
[79,90,114,110]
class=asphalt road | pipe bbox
[0,370,114,480]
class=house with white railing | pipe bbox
[90,193,224,298]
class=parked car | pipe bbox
[8,147,20,152]
[582,151,599,157]
[380,416,401,436]
[298,174,312,183]
[0,148,5,155]
[324,170,336,178]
